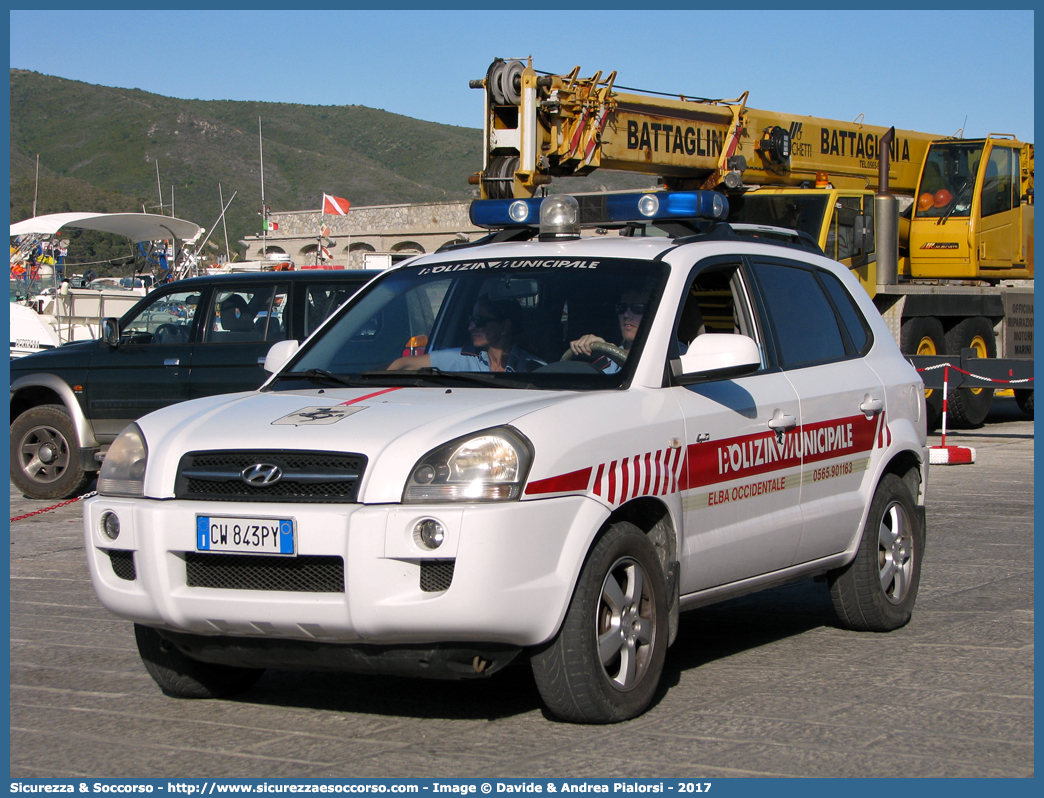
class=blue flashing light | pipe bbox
[470,198,543,229]
[604,191,729,222]
[469,190,729,230]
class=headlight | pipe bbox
[403,426,533,503]
[97,423,148,497]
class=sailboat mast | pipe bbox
[33,154,39,217]
[259,117,266,258]
[219,184,231,263]
[155,160,163,214]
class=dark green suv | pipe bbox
[11,270,379,500]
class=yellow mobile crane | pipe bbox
[470,59,1034,426]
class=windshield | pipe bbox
[9,278,46,301]
[726,194,829,242]
[274,256,669,391]
[915,142,984,219]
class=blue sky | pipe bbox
[9,9,1035,142]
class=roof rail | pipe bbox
[435,226,537,253]
[674,221,824,255]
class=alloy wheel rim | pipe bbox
[597,556,656,692]
[878,501,915,604]
[19,424,71,484]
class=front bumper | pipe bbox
[84,494,608,649]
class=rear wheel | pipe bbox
[828,474,924,632]
[944,316,996,428]
[134,624,264,699]
[531,522,668,723]
[10,404,93,500]
[1014,389,1033,419]
[900,317,946,431]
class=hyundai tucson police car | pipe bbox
[84,191,928,724]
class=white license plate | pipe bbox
[196,515,295,556]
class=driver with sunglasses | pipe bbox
[387,295,545,373]
[568,289,648,374]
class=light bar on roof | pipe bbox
[469,191,730,231]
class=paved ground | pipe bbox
[8,398,1034,779]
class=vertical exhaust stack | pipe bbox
[875,127,899,286]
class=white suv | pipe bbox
[84,191,928,723]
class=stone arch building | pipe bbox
[244,199,481,269]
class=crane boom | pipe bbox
[474,59,943,199]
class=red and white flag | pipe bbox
[322,194,351,215]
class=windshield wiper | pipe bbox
[359,366,530,388]
[274,368,358,387]
[937,179,971,226]
[417,366,504,386]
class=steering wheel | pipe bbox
[153,323,183,345]
[561,340,628,366]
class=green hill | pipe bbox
[10,69,653,268]
[10,69,485,263]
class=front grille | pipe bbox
[107,550,136,581]
[420,560,455,592]
[185,552,345,593]
[175,450,366,503]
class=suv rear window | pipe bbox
[750,260,847,368]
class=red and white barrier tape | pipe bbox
[11,491,96,522]
[915,362,1034,385]
[916,363,1004,464]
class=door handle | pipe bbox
[860,395,884,415]
[768,410,796,444]
[767,411,797,431]
[164,358,180,367]
[257,356,267,365]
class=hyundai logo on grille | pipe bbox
[241,463,283,486]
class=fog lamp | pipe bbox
[414,519,446,550]
[101,511,121,541]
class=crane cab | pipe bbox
[908,137,1034,281]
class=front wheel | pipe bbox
[135,624,265,699]
[828,474,924,632]
[10,404,93,500]
[531,522,668,723]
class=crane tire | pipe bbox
[1014,389,1033,419]
[944,317,996,428]
[900,316,946,431]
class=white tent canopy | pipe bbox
[10,212,203,243]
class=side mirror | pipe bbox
[674,334,761,382]
[263,339,300,374]
[852,214,875,255]
[100,317,120,347]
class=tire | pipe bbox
[531,522,668,723]
[944,316,996,428]
[828,474,924,632]
[10,404,94,500]
[900,316,946,431]
[1014,389,1033,419]
[134,624,264,699]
